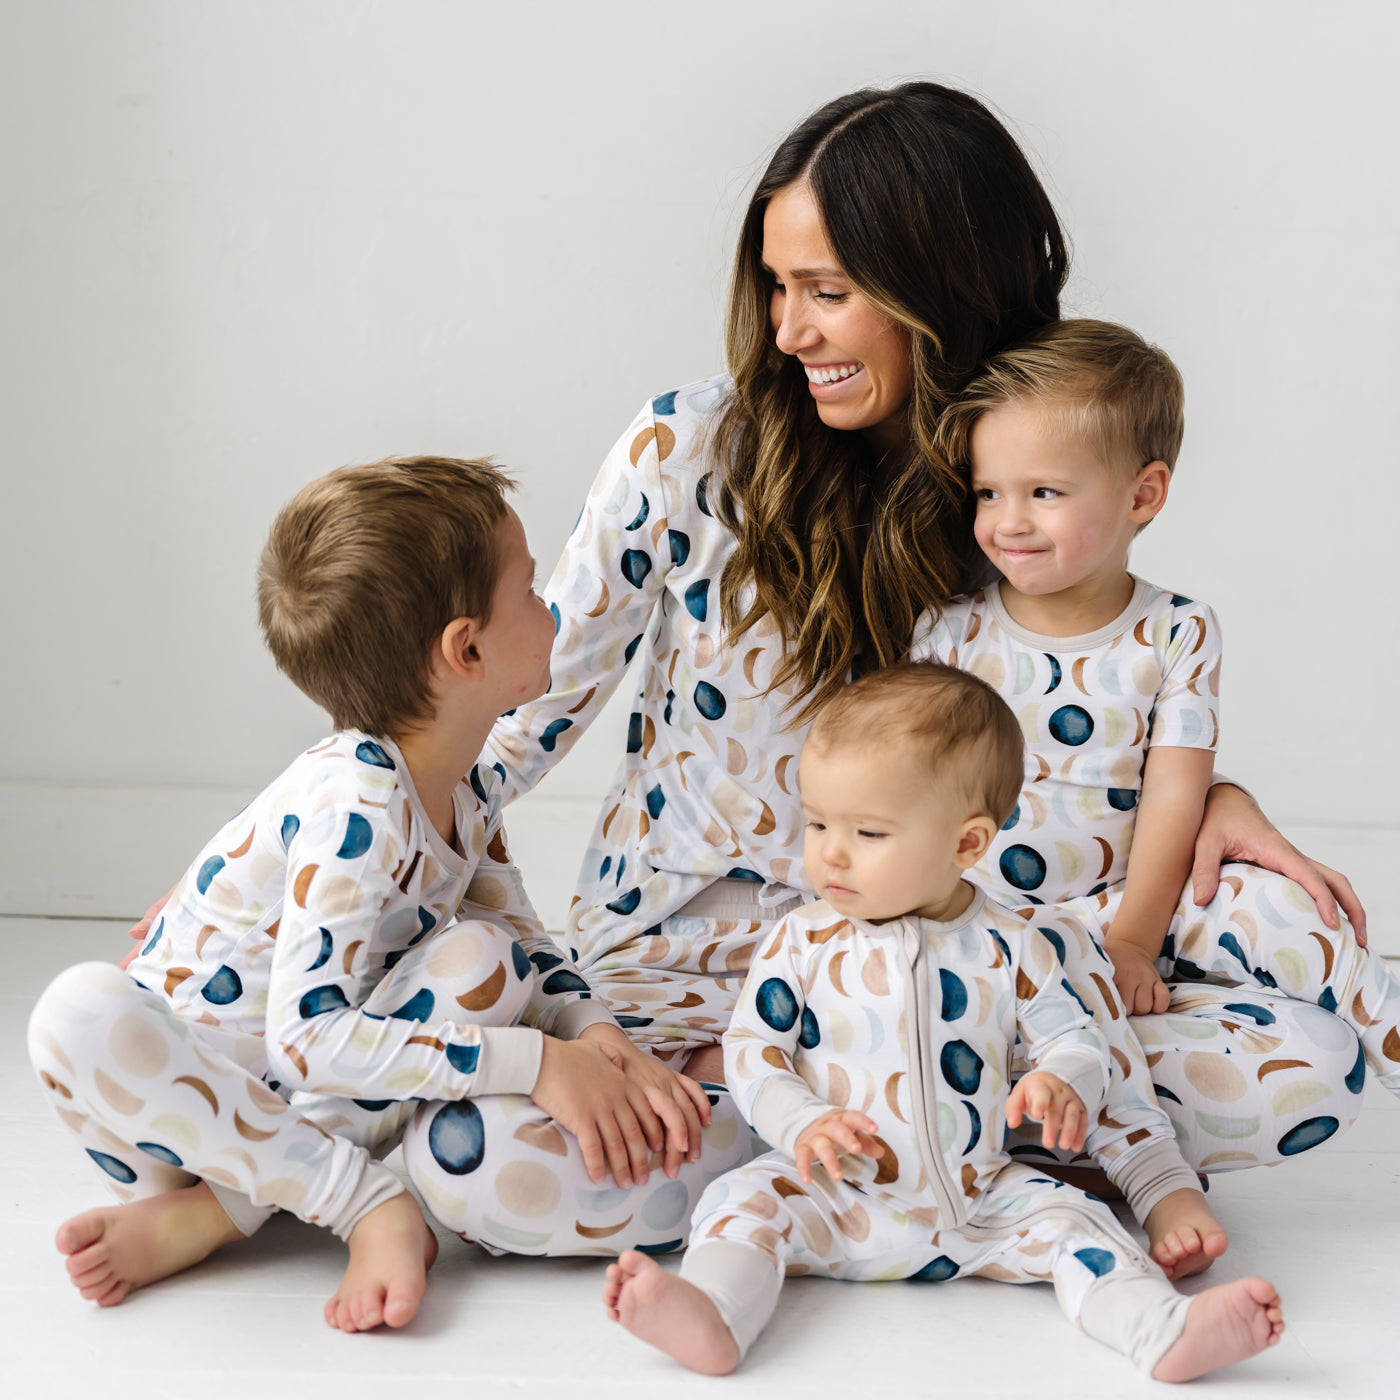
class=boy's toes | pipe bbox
[382,1278,424,1329]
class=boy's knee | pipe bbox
[29,960,143,1048]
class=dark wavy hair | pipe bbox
[712,82,1069,723]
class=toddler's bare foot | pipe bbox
[325,1192,438,1333]
[1146,1187,1229,1280]
[55,1181,244,1306]
[603,1249,740,1375]
[681,1044,726,1086]
[1152,1277,1283,1382]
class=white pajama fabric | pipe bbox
[912,581,1397,1162]
[685,892,1189,1373]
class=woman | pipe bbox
[462,83,1367,1192]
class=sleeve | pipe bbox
[723,919,833,1156]
[907,598,969,666]
[266,796,544,1101]
[1011,922,1111,1114]
[461,774,617,1041]
[1149,601,1221,751]
[477,397,675,803]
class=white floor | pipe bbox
[4,917,1397,1400]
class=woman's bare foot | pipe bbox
[324,1192,438,1333]
[55,1181,244,1306]
[681,1044,725,1086]
[603,1249,740,1375]
[1152,1277,1283,1382]
[1146,1187,1229,1280]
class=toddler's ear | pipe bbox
[436,616,484,680]
[1129,461,1171,525]
[955,814,997,869]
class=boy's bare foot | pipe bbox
[55,1181,244,1306]
[1152,1277,1283,1382]
[324,1192,438,1333]
[681,1044,725,1086]
[1145,1187,1229,1280]
[603,1249,740,1375]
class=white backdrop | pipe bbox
[2,1,1396,943]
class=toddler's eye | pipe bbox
[974,488,998,503]
[1032,487,1061,499]
[804,819,825,832]
[857,829,887,840]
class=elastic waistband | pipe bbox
[674,878,807,924]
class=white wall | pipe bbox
[2,2,1396,942]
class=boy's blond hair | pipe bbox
[258,455,513,737]
[938,318,1185,479]
[809,662,1024,825]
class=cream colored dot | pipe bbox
[494,1160,561,1218]
[107,1014,170,1077]
[1183,1050,1248,1102]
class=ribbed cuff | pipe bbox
[469,1025,545,1095]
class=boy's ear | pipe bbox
[1129,461,1171,525]
[436,616,484,680]
[954,814,997,869]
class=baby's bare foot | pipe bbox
[1152,1277,1283,1382]
[603,1249,740,1375]
[55,1181,244,1306]
[1146,1187,1229,1280]
[324,1192,438,1333]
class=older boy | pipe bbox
[604,664,1284,1381]
[29,457,719,1331]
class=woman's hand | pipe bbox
[119,886,176,970]
[1192,785,1367,945]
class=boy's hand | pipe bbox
[530,1035,675,1188]
[1005,1072,1088,1152]
[793,1110,883,1185]
[578,1023,711,1179]
[1103,938,1171,1015]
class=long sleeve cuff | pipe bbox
[1036,1049,1108,1120]
[548,998,620,1041]
[469,1026,545,1095]
[748,1074,834,1159]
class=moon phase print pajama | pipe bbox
[683,893,1191,1373]
[913,580,1396,1169]
[29,731,748,1251]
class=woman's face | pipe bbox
[761,182,914,451]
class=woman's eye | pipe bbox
[814,291,848,304]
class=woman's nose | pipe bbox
[772,291,817,355]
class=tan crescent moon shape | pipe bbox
[174,1074,219,1114]
[164,967,193,996]
[195,924,218,959]
[1090,972,1119,1018]
[1219,875,1244,899]
[629,427,656,466]
[1352,990,1380,1028]
[743,647,763,686]
[576,1216,635,1239]
[643,716,656,758]
[280,1044,309,1079]
[654,423,676,461]
[774,753,794,794]
[567,685,597,716]
[1306,930,1336,982]
[754,800,776,837]
[1134,618,1152,647]
[966,612,982,644]
[293,864,318,907]
[1035,754,1051,782]
[1131,709,1145,746]
[234,1110,279,1142]
[675,751,695,788]
[457,962,507,1012]
[406,1034,446,1051]
[1095,837,1114,881]
[341,939,364,974]
[585,581,611,618]
[227,827,255,859]
[883,1072,908,1123]
[1257,1058,1310,1079]
[829,949,850,997]
[1072,657,1090,693]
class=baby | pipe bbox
[603,663,1283,1380]
[29,456,706,1330]
[913,319,1400,1129]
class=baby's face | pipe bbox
[969,399,1145,600]
[799,738,971,923]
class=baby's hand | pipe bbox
[1103,938,1171,1016]
[579,1023,711,1179]
[1005,1072,1088,1153]
[794,1110,883,1185]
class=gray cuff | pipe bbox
[1106,1137,1204,1223]
[681,1239,783,1364]
[1078,1269,1191,1374]
[548,997,619,1041]
[469,1026,545,1095]
[749,1075,834,1159]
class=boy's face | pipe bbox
[969,399,1149,601]
[799,736,973,923]
[476,507,555,711]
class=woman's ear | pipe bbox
[955,814,997,869]
[436,616,483,681]
[1129,461,1171,525]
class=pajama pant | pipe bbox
[684,1157,1189,1373]
[29,918,751,1253]
[577,873,1371,1178]
[1049,861,1400,1170]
